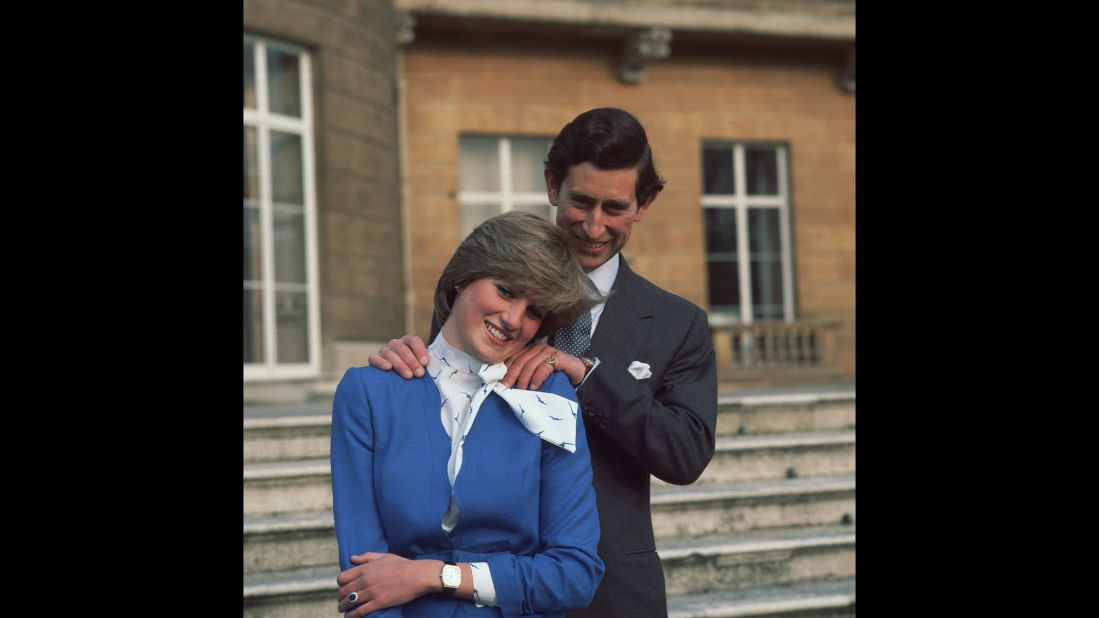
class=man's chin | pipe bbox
[579,256,608,272]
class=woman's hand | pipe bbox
[502,342,586,390]
[336,553,438,616]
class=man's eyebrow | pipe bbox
[568,190,596,204]
[569,190,631,209]
[602,198,632,209]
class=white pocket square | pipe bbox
[628,361,652,380]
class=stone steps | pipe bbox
[244,429,855,516]
[658,526,856,596]
[245,476,855,573]
[654,430,855,486]
[240,389,856,465]
[244,458,331,516]
[651,476,855,540]
[666,578,856,618]
[242,526,854,617]
[242,387,856,615]
[243,564,335,618]
[244,510,336,574]
[244,415,331,463]
[715,391,854,437]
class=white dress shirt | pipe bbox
[428,334,500,607]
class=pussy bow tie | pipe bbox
[473,362,579,453]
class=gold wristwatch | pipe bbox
[578,357,595,378]
[440,561,461,595]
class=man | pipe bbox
[369,107,717,617]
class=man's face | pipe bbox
[546,162,651,272]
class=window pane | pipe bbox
[513,203,553,223]
[276,291,309,363]
[751,259,784,321]
[243,288,264,363]
[703,147,734,195]
[244,206,262,281]
[704,208,738,253]
[749,209,783,320]
[273,211,306,283]
[511,137,551,192]
[243,127,259,200]
[461,202,500,238]
[270,131,303,205]
[244,41,256,109]
[267,48,301,117]
[748,209,781,254]
[460,136,500,191]
[746,147,778,195]
[707,260,740,311]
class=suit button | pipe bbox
[599,421,608,429]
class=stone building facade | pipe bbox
[243,0,856,395]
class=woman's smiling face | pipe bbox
[440,277,544,364]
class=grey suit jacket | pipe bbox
[566,257,718,618]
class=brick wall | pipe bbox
[401,33,855,377]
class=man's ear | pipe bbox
[544,169,559,206]
[634,197,654,222]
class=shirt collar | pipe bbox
[585,252,619,297]
[428,332,486,377]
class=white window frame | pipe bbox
[702,142,795,326]
[457,135,554,236]
[243,35,321,381]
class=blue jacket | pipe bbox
[331,366,605,617]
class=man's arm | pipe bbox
[367,314,441,379]
[368,335,430,379]
[579,307,717,485]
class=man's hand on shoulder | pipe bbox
[503,342,586,390]
[368,335,429,379]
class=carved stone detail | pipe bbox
[619,27,673,84]
[395,10,416,45]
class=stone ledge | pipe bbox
[658,525,855,561]
[667,577,856,618]
[651,475,855,505]
[395,0,855,40]
[244,458,329,480]
[243,564,336,598]
[714,430,855,452]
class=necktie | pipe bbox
[553,310,592,358]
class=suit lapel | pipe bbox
[587,257,653,365]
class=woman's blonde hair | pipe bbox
[434,211,603,339]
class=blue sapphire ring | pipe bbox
[347,592,359,604]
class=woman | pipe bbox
[331,211,605,617]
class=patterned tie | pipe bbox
[553,310,593,358]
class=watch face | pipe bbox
[441,565,461,588]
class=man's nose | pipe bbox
[583,207,606,239]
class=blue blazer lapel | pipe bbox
[415,377,459,527]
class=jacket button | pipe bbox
[599,421,608,429]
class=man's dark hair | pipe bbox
[545,107,666,206]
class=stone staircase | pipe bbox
[243,386,855,617]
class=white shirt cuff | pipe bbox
[576,356,601,388]
[470,561,498,607]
